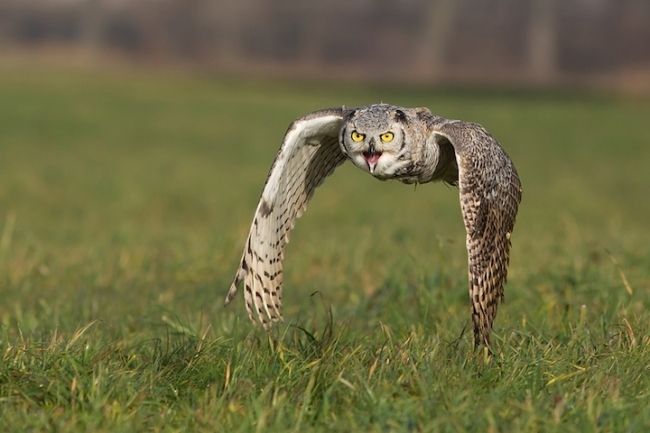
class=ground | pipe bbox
[0,65,649,432]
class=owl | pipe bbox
[225,104,522,347]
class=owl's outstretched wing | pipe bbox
[225,108,348,327]
[432,119,522,347]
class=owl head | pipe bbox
[339,104,413,180]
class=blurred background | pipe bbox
[1,4,650,428]
[1,0,650,91]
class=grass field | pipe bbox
[1,64,649,432]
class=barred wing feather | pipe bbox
[434,121,522,346]
[225,109,347,327]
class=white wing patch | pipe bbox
[226,110,347,327]
[262,114,343,207]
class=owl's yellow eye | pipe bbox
[380,132,394,142]
[351,131,365,142]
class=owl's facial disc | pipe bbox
[340,105,413,179]
[361,130,397,173]
[344,128,408,178]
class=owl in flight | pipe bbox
[226,104,522,346]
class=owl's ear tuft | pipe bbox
[415,107,432,122]
[343,109,357,121]
[394,110,408,123]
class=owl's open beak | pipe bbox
[362,150,382,173]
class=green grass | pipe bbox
[0,64,649,432]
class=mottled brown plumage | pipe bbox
[226,104,521,347]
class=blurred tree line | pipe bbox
[1,0,649,87]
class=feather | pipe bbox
[226,109,347,327]
[431,119,522,347]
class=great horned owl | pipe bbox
[226,104,522,347]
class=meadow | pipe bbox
[0,64,649,432]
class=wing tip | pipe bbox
[225,263,249,306]
[224,281,238,306]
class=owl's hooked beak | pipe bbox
[363,142,382,173]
